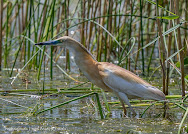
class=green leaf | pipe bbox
[175,56,188,68]
[157,15,179,20]
[185,75,188,80]
[146,0,177,16]
[184,56,188,65]
[176,61,180,68]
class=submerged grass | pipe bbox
[33,92,104,119]
[178,107,188,134]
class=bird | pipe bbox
[35,36,165,115]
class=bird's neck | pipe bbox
[65,40,111,91]
[73,46,97,69]
[66,42,98,79]
[66,41,97,63]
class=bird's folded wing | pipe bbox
[98,62,165,100]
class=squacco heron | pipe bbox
[35,36,165,115]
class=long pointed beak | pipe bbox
[35,40,60,46]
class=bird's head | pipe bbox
[35,36,95,59]
[35,36,73,46]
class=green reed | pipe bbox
[34,92,104,119]
[0,0,2,70]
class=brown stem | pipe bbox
[165,0,174,95]
[174,0,185,97]
[0,0,3,71]
[156,0,166,94]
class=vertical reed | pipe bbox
[147,42,156,75]
[103,0,112,61]
[37,0,47,42]
[87,0,94,50]
[135,16,141,71]
[24,1,29,64]
[117,1,122,61]
[50,0,56,79]
[185,0,188,56]
[146,3,151,56]
[97,0,102,62]
[174,0,185,97]
[128,0,134,71]
[0,0,3,70]
[65,0,70,71]
[20,0,25,63]
[107,0,113,61]
[156,0,166,94]
[166,0,174,95]
[38,0,54,80]
[27,0,32,62]
[81,0,85,46]
[4,2,9,68]
[85,0,90,45]
[140,0,145,74]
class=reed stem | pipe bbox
[0,0,3,71]
[140,0,145,74]
[174,0,185,97]
[156,0,166,94]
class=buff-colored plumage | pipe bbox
[35,36,165,115]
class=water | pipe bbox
[0,65,187,133]
[0,95,186,133]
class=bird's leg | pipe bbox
[118,92,136,115]
[119,99,127,116]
